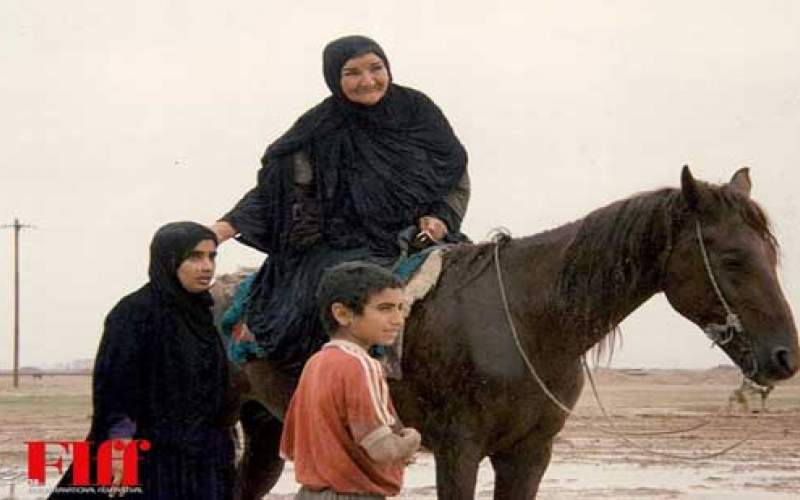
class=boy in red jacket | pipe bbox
[280,262,421,499]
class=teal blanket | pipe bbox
[222,246,442,364]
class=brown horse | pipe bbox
[231,166,798,499]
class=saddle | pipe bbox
[219,246,446,379]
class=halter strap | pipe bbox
[695,220,744,346]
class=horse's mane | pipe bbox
[701,183,777,249]
[552,188,684,361]
[437,178,776,362]
[554,181,776,361]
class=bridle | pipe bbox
[694,219,759,379]
[695,220,744,345]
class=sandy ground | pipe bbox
[1,368,799,499]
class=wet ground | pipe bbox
[2,368,799,499]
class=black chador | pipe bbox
[221,36,469,374]
[50,222,235,499]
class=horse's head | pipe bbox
[663,166,798,386]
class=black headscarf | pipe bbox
[93,221,228,447]
[227,35,467,257]
[149,221,218,311]
[321,35,393,100]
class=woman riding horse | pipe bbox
[212,35,470,375]
[234,166,799,499]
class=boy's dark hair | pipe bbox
[317,262,403,334]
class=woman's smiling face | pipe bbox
[339,52,390,106]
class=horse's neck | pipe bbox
[508,189,680,356]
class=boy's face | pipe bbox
[333,287,406,349]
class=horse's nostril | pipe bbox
[772,347,798,377]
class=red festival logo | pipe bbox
[26,440,151,486]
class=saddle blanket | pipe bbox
[220,248,445,376]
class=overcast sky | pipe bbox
[1,0,798,369]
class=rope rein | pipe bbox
[580,357,758,459]
[491,231,757,461]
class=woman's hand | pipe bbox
[418,216,448,242]
[108,438,131,498]
[210,221,236,244]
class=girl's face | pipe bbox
[339,52,389,106]
[177,239,217,293]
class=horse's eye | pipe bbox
[721,256,744,270]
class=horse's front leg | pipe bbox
[433,442,483,499]
[236,360,298,500]
[236,401,284,500]
[489,434,554,499]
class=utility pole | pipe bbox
[2,218,34,388]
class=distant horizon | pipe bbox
[0,342,744,372]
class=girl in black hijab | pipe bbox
[50,222,235,499]
[212,36,470,375]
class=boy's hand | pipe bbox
[399,427,421,462]
[399,427,421,446]
[363,426,421,465]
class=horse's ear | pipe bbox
[681,165,701,210]
[729,167,752,198]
